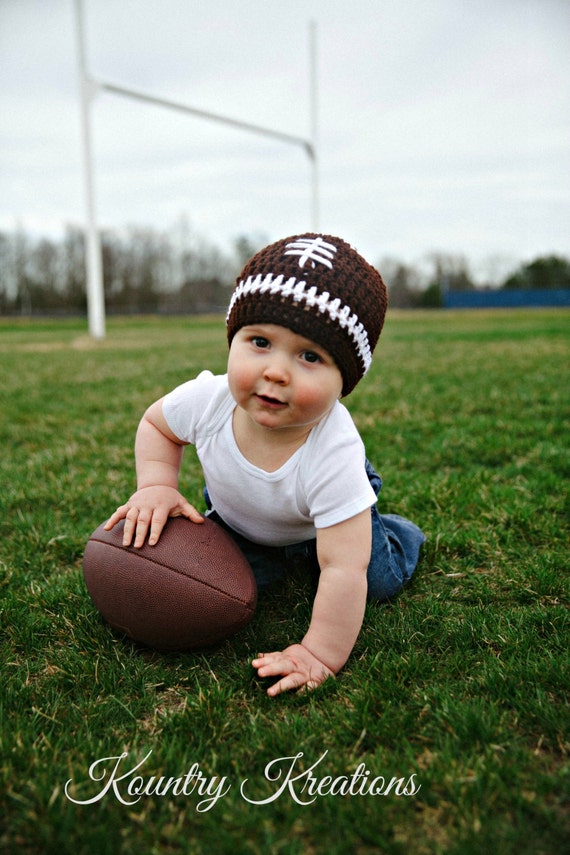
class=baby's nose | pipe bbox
[263,357,289,383]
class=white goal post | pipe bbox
[74,0,319,339]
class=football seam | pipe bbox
[86,538,256,609]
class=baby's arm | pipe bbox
[104,399,204,547]
[252,509,371,696]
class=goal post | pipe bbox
[74,0,319,339]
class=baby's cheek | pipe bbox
[294,386,332,415]
[228,365,253,399]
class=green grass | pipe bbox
[1,309,568,854]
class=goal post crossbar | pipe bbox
[95,79,316,160]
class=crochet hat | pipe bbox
[226,233,388,396]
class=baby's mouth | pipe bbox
[256,393,286,407]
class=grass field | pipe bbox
[1,308,568,854]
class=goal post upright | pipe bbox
[74,0,105,339]
[309,18,319,233]
[74,0,319,340]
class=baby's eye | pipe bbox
[252,336,270,349]
[301,350,321,364]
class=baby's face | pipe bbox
[227,323,343,435]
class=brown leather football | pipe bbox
[83,516,257,651]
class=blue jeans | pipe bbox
[204,460,425,602]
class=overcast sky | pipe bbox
[1,0,569,280]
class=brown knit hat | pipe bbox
[226,233,388,396]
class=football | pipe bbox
[83,516,257,652]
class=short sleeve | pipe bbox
[162,371,233,444]
[300,403,377,529]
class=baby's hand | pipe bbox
[252,644,335,697]
[104,485,204,547]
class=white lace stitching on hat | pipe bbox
[283,237,337,270]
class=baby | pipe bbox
[105,233,425,696]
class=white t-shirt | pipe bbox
[163,371,376,546]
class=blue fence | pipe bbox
[443,289,570,309]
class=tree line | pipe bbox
[1,225,568,316]
[0,226,263,317]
